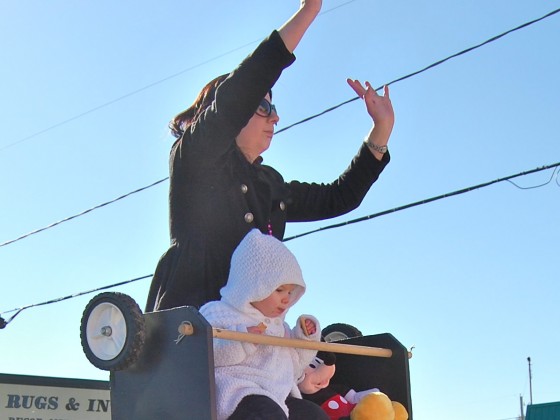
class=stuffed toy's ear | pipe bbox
[392,401,409,420]
[349,391,394,420]
[316,350,336,365]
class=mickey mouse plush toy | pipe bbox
[298,351,408,420]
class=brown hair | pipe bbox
[169,73,229,139]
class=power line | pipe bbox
[283,163,560,242]
[1,7,558,249]
[1,161,558,328]
[0,1,358,153]
[507,167,560,189]
[0,275,152,329]
[0,42,257,153]
[276,6,560,134]
[0,178,168,248]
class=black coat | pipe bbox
[145,31,390,311]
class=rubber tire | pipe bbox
[322,323,363,342]
[80,292,145,371]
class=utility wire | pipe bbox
[277,6,560,133]
[1,161,558,328]
[0,41,256,152]
[0,1,358,153]
[283,162,560,242]
[0,178,168,248]
[0,275,152,329]
[507,166,559,189]
[1,7,558,249]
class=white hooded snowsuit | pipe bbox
[200,229,321,420]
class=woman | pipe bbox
[146,0,394,313]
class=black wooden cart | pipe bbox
[80,292,413,419]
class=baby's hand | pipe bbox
[299,316,317,336]
[247,322,267,335]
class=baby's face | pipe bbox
[251,284,298,318]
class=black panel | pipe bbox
[110,306,217,420]
[329,333,413,419]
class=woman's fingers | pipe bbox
[348,79,384,99]
[364,81,379,96]
[347,78,366,97]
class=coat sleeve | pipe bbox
[286,144,390,222]
[175,31,296,167]
[289,315,322,382]
[199,303,258,367]
[212,324,259,367]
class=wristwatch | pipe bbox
[365,140,388,154]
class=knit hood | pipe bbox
[220,229,305,318]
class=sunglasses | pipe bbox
[255,98,277,118]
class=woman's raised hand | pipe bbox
[347,79,394,131]
[279,0,322,52]
[301,0,322,14]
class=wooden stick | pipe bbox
[212,328,393,358]
[177,322,411,358]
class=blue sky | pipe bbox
[1,1,559,419]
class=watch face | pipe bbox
[366,141,388,153]
[374,144,387,153]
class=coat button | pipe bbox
[244,212,254,223]
[240,184,248,194]
[264,318,271,324]
[279,201,286,211]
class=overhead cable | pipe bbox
[0,274,152,329]
[283,162,560,242]
[2,6,558,150]
[1,161,558,328]
[0,178,168,248]
[276,6,560,134]
[0,1,358,152]
[1,8,558,249]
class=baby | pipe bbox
[200,229,325,420]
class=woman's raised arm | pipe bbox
[278,0,322,53]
